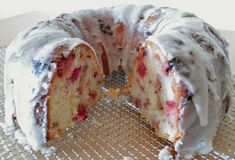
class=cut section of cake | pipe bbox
[131,42,183,143]
[47,44,103,140]
[3,39,104,150]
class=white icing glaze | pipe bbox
[158,146,173,160]
[147,10,231,156]
[4,36,91,149]
[40,146,57,156]
[14,129,28,145]
[2,4,231,158]
[14,128,56,155]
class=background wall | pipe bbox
[0,0,235,31]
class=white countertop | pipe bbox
[0,12,234,74]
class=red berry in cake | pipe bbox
[133,98,141,108]
[34,103,44,126]
[70,66,82,83]
[154,77,162,94]
[73,103,88,121]
[57,53,75,78]
[77,87,83,95]
[143,98,150,109]
[136,48,148,78]
[88,90,97,100]
[151,119,160,131]
[57,67,63,78]
[143,50,148,57]
[12,114,17,123]
[161,64,170,75]
[93,71,98,78]
[166,101,176,109]
[165,101,177,116]
[137,78,145,92]
[137,62,147,78]
[82,65,88,72]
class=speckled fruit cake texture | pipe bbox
[2,4,232,158]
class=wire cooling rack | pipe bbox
[0,46,235,160]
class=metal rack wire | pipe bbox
[0,46,235,160]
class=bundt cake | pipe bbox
[1,4,232,158]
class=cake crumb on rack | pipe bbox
[104,88,121,98]
[123,157,133,160]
